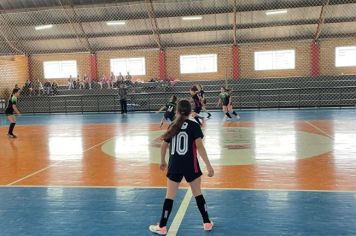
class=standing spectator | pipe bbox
[68,75,74,90]
[110,72,117,89]
[118,72,124,82]
[125,72,134,87]
[118,82,128,114]
[44,80,52,95]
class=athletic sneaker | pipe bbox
[149,224,167,235]
[224,116,232,121]
[203,220,214,231]
[7,134,17,138]
[235,114,240,119]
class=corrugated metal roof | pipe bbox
[0,0,355,54]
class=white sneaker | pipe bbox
[149,224,167,235]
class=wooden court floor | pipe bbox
[1,109,356,235]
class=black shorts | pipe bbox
[222,101,230,106]
[167,170,202,183]
[194,107,202,114]
[164,112,175,122]
[5,112,13,116]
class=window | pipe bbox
[335,46,356,67]
[255,50,295,71]
[110,57,146,76]
[180,54,217,74]
[43,60,77,79]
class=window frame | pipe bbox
[254,49,296,71]
[43,60,78,79]
[180,54,218,74]
[335,46,356,68]
[110,57,146,76]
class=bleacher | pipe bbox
[11,75,356,113]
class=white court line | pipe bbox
[0,185,355,193]
[304,120,333,139]
[167,189,193,236]
[6,136,116,186]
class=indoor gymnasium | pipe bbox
[1,0,356,235]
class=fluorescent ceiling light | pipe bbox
[182,16,202,21]
[35,24,53,30]
[106,21,126,26]
[265,9,288,15]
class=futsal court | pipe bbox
[1,109,356,235]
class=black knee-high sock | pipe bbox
[225,112,232,118]
[8,123,16,135]
[194,116,202,125]
[232,111,237,116]
[159,198,174,227]
[195,195,210,223]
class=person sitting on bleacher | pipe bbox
[83,74,91,89]
[52,81,58,95]
[68,75,74,90]
[118,72,124,82]
[21,79,32,96]
[44,80,52,95]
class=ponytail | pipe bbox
[161,99,191,141]
[161,115,187,141]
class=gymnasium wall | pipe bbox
[30,53,91,85]
[2,38,356,92]
[96,49,159,81]
[0,55,29,98]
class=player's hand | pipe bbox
[207,165,214,177]
[160,161,167,171]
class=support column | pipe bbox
[311,42,320,78]
[232,45,239,80]
[159,49,166,80]
[90,53,97,81]
[27,55,33,81]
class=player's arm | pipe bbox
[13,104,21,115]
[160,141,169,171]
[156,106,165,113]
[217,97,221,107]
[195,138,214,177]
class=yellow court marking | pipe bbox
[167,188,193,236]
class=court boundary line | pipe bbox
[5,135,116,186]
[167,189,192,236]
[1,185,356,193]
[304,120,333,139]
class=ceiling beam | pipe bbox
[2,0,356,27]
[58,0,92,52]
[145,0,162,49]
[7,16,356,42]
[314,0,331,41]
[16,32,356,55]
[232,0,237,46]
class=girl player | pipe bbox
[197,84,212,119]
[217,87,239,120]
[149,99,214,235]
[5,88,21,138]
[190,86,204,126]
[156,95,177,128]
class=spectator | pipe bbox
[52,81,58,95]
[43,80,52,95]
[118,72,124,82]
[118,82,128,114]
[32,79,41,96]
[14,84,20,90]
[125,72,132,81]
[68,75,74,90]
[110,72,117,89]
[22,79,32,96]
